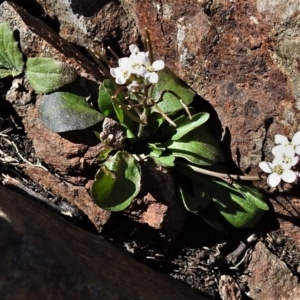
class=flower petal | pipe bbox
[272,145,285,157]
[136,66,147,76]
[118,57,131,69]
[281,170,297,183]
[129,44,139,55]
[259,161,273,173]
[291,155,299,166]
[274,134,288,145]
[292,131,300,145]
[136,52,149,65]
[284,145,296,158]
[295,145,300,155]
[267,173,281,187]
[115,77,126,85]
[146,72,159,83]
[110,67,118,78]
[152,60,165,71]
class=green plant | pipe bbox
[0,22,104,131]
[87,34,268,229]
[0,23,269,230]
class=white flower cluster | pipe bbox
[110,45,165,88]
[259,132,300,187]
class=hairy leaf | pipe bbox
[98,79,138,138]
[91,151,141,211]
[0,68,12,79]
[166,125,224,165]
[175,178,223,231]
[151,154,175,167]
[0,23,24,77]
[40,88,104,132]
[171,112,209,140]
[232,182,269,210]
[98,79,119,119]
[26,57,77,94]
[176,166,266,228]
[151,67,195,114]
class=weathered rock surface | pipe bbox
[270,195,300,250]
[129,0,300,172]
[14,0,140,57]
[0,1,102,81]
[245,241,300,300]
[0,185,206,300]
[1,1,300,298]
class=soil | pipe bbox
[1,78,300,300]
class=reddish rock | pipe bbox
[129,0,299,173]
[23,165,110,230]
[0,1,102,81]
[245,241,300,299]
[19,0,140,56]
[140,193,168,229]
[218,275,241,300]
[270,195,300,250]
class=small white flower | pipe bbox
[259,157,298,187]
[272,132,300,158]
[110,57,133,85]
[131,51,164,83]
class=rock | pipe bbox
[0,1,101,81]
[270,196,300,250]
[127,0,299,172]
[0,185,206,300]
[23,165,110,231]
[16,0,140,55]
[218,275,241,300]
[245,241,300,299]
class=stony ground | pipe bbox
[1,1,300,299]
[1,85,300,299]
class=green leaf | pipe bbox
[91,151,141,211]
[0,68,12,79]
[151,154,175,167]
[177,184,199,213]
[40,87,104,132]
[151,67,195,114]
[26,57,78,94]
[176,167,266,228]
[0,23,24,77]
[148,143,165,158]
[232,182,269,210]
[98,146,113,162]
[178,184,211,212]
[175,179,223,231]
[98,79,138,138]
[171,112,209,140]
[192,180,211,209]
[166,125,224,165]
[98,79,119,119]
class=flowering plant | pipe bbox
[0,22,268,230]
[84,31,268,230]
[259,132,300,187]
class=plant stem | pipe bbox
[153,102,176,127]
[87,48,113,80]
[137,107,149,138]
[144,28,153,63]
[111,96,146,125]
[178,163,262,181]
